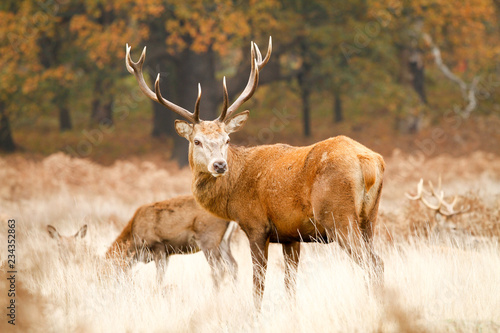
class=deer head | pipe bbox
[126,38,272,177]
[47,224,88,260]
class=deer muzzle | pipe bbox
[211,160,227,177]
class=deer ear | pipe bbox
[75,225,88,239]
[174,120,193,139]
[225,111,249,134]
[47,225,59,240]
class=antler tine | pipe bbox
[194,83,202,122]
[406,178,441,210]
[449,195,458,207]
[222,58,259,122]
[458,204,470,214]
[126,44,158,102]
[405,178,424,200]
[220,77,229,121]
[428,180,442,199]
[421,190,442,210]
[126,44,199,123]
[439,195,470,216]
[125,44,134,73]
[406,177,470,218]
[440,175,469,215]
[254,42,263,64]
[256,36,272,71]
[219,37,272,122]
[154,74,198,123]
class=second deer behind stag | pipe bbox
[106,195,238,287]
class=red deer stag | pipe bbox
[126,37,385,307]
[106,195,238,287]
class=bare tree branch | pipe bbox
[423,33,480,118]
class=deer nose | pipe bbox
[213,161,227,174]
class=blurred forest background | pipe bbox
[1,0,500,166]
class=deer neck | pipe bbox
[191,145,246,220]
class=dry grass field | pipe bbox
[0,151,499,332]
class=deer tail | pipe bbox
[358,154,385,193]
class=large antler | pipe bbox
[405,177,470,218]
[219,36,272,122]
[125,44,201,123]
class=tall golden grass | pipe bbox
[0,152,499,332]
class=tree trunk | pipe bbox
[90,77,114,127]
[302,88,311,137]
[151,59,176,137]
[176,48,218,120]
[0,105,15,152]
[58,99,72,131]
[151,48,218,166]
[491,0,500,32]
[91,99,113,127]
[297,39,313,137]
[297,71,311,137]
[297,65,311,137]
[409,49,427,104]
[333,88,343,123]
[152,106,172,137]
[151,99,188,166]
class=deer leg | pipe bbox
[282,242,300,296]
[219,245,238,282]
[198,230,227,289]
[219,222,238,281]
[360,186,384,285]
[204,244,238,290]
[367,245,384,287]
[248,235,270,309]
[202,248,224,290]
[153,245,169,286]
[332,220,383,285]
[313,189,383,285]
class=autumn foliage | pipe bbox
[0,0,499,161]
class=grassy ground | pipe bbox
[0,151,499,332]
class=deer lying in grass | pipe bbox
[47,224,88,263]
[406,177,469,230]
[106,195,238,287]
[126,37,385,307]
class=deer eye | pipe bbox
[194,139,201,146]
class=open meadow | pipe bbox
[0,151,499,332]
[4,1,500,332]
